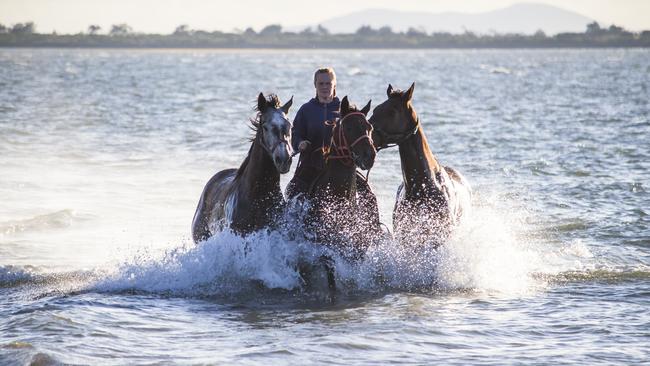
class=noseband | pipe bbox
[374,115,420,151]
[324,112,375,167]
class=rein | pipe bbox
[324,112,374,167]
[374,116,420,152]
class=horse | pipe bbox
[369,83,471,248]
[192,93,293,243]
[305,96,380,261]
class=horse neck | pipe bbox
[237,135,280,197]
[320,159,358,200]
[398,123,443,198]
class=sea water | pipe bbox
[1,48,649,364]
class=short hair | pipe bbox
[313,67,336,84]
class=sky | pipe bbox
[1,0,649,34]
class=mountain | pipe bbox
[312,3,594,35]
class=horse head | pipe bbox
[256,92,294,174]
[329,95,375,170]
[369,82,419,150]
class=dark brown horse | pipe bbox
[305,96,380,260]
[369,83,471,248]
[192,93,293,243]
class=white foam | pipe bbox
[0,265,38,286]
[92,229,333,295]
[87,194,600,298]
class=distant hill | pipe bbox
[313,3,594,35]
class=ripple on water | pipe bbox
[0,342,62,366]
[551,268,650,285]
[0,209,79,236]
[1,48,649,364]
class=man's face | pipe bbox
[315,73,335,101]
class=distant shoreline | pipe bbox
[2,46,650,50]
[2,39,648,49]
[2,23,649,49]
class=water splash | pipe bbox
[87,199,578,298]
[434,206,542,294]
[2,192,618,299]
[0,265,38,288]
[92,229,332,296]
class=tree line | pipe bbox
[1,21,649,48]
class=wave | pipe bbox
[480,64,513,75]
[0,341,62,366]
[4,198,642,300]
[91,229,328,296]
[0,209,87,236]
[85,203,581,298]
[0,265,100,297]
[347,67,364,76]
[546,268,650,284]
[0,265,38,288]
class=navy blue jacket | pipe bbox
[291,97,340,170]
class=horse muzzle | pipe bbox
[273,142,293,174]
[353,149,376,171]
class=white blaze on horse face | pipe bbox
[264,110,292,173]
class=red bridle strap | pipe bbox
[324,112,374,166]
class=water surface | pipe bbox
[1,48,649,365]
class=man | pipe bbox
[286,67,340,198]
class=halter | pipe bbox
[374,115,420,152]
[324,112,375,167]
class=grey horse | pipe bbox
[192,93,293,242]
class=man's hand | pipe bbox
[298,140,311,152]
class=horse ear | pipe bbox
[403,82,415,103]
[360,100,371,116]
[281,96,293,114]
[341,95,350,116]
[387,84,393,97]
[257,92,267,113]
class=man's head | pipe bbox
[314,67,336,103]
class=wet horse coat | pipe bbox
[192,93,293,242]
[305,96,380,259]
[369,83,471,247]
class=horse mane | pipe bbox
[248,93,281,135]
[346,104,360,112]
[236,94,282,179]
[256,94,281,111]
[389,88,405,98]
[388,87,416,118]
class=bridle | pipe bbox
[373,115,420,152]
[324,112,375,167]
